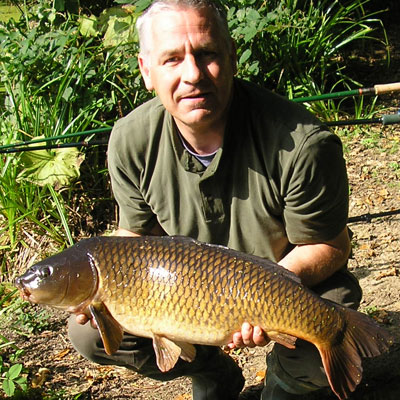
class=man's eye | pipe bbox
[198,50,217,59]
[164,57,180,64]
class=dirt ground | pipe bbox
[1,10,400,400]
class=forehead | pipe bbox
[149,7,223,48]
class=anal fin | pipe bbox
[175,341,196,363]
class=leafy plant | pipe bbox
[1,283,51,336]
[0,334,27,397]
[227,0,388,112]
[0,1,146,272]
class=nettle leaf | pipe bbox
[242,24,259,42]
[18,141,85,188]
[246,8,260,22]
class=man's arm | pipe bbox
[113,222,166,237]
[278,226,351,287]
[229,226,351,348]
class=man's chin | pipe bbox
[175,108,219,126]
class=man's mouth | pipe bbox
[180,89,212,100]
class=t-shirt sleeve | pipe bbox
[282,130,349,244]
[107,122,158,234]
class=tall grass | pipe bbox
[229,0,388,119]
[0,2,143,277]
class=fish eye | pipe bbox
[39,266,53,278]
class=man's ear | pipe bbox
[138,54,154,91]
[229,38,238,75]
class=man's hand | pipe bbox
[228,322,270,349]
[76,313,98,329]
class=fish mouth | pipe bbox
[18,286,33,302]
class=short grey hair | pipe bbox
[136,0,231,58]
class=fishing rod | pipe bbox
[0,127,111,152]
[348,209,400,224]
[0,140,109,154]
[1,111,399,154]
[293,82,400,103]
[1,81,400,154]
[326,111,400,127]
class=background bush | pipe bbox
[0,0,390,279]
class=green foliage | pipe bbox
[0,283,51,336]
[227,0,387,104]
[0,359,28,397]
[0,0,389,281]
[0,323,27,398]
[0,1,146,259]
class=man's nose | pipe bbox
[182,54,203,84]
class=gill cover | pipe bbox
[15,240,99,311]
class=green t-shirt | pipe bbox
[108,79,348,262]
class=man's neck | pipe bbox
[174,119,226,155]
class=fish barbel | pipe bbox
[15,236,393,399]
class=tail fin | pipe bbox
[318,306,393,400]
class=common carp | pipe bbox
[15,236,393,399]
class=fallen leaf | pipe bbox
[370,309,391,325]
[174,394,191,400]
[375,267,400,280]
[256,369,266,382]
[53,348,71,360]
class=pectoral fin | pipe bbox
[152,334,196,372]
[89,302,123,355]
[267,331,297,349]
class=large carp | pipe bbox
[16,236,392,399]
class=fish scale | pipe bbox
[15,235,393,400]
[90,236,341,345]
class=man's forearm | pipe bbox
[278,227,351,287]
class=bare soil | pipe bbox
[1,11,400,400]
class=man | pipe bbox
[69,1,362,399]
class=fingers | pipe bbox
[76,314,89,325]
[75,313,98,329]
[227,323,270,349]
[253,325,270,346]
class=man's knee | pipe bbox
[68,315,102,363]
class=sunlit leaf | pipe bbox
[18,140,85,188]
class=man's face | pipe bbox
[139,7,237,132]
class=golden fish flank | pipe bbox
[15,235,393,400]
